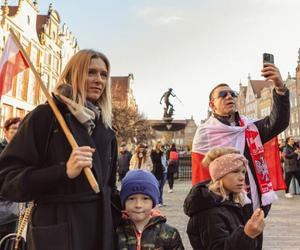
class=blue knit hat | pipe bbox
[120,170,160,208]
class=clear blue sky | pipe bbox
[32,0,300,123]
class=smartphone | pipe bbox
[263,53,274,64]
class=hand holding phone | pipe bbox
[261,53,284,89]
[263,53,274,65]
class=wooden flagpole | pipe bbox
[9,29,100,193]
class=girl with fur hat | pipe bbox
[184,147,265,250]
[117,170,184,249]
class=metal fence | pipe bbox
[178,155,192,180]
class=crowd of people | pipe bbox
[0,48,293,250]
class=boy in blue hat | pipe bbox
[117,169,184,249]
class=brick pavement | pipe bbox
[158,180,300,250]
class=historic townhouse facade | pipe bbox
[0,0,79,129]
[111,73,137,110]
[237,72,299,140]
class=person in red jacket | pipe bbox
[167,143,179,193]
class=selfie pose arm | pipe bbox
[257,63,290,143]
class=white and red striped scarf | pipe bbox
[192,115,283,208]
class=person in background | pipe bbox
[160,145,168,206]
[0,117,21,154]
[0,117,21,239]
[184,147,265,250]
[167,143,179,193]
[117,170,184,250]
[117,142,132,181]
[129,143,153,171]
[151,142,166,206]
[283,137,300,198]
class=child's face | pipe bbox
[125,194,153,224]
[221,166,246,194]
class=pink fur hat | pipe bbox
[209,153,248,181]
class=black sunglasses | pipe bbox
[217,90,238,98]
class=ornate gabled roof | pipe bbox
[250,80,272,98]
[36,14,48,37]
[1,6,18,16]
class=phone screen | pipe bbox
[263,53,274,64]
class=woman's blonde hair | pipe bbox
[203,147,245,205]
[54,49,112,128]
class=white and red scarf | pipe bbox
[192,115,285,207]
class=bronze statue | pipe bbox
[160,88,176,119]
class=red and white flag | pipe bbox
[0,35,29,99]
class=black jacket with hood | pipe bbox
[184,182,258,250]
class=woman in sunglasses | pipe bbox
[192,62,290,250]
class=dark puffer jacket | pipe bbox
[117,210,184,250]
[283,144,300,173]
[184,182,258,250]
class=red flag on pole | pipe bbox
[0,35,29,99]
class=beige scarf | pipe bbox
[59,95,100,135]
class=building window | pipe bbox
[16,108,25,118]
[27,71,35,104]
[30,45,38,67]
[53,56,59,72]
[39,73,50,103]
[16,72,25,99]
[44,51,51,65]
[52,77,57,90]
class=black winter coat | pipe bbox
[0,100,121,250]
[184,183,258,250]
[150,150,164,180]
[283,144,300,173]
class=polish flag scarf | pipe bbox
[192,115,285,206]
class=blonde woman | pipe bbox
[184,147,265,250]
[129,143,153,171]
[0,50,120,250]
